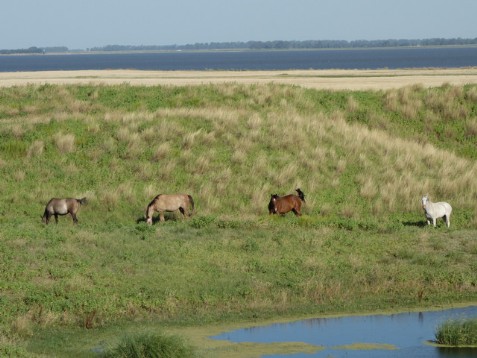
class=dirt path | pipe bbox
[1,68,477,90]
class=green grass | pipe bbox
[0,82,477,356]
[435,318,477,346]
[100,332,198,358]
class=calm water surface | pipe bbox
[1,47,477,72]
[211,306,477,358]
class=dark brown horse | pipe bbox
[42,197,87,224]
[145,194,194,224]
[268,188,305,216]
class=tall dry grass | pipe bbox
[54,132,75,153]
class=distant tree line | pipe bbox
[0,46,68,54]
[2,39,477,54]
[89,38,477,51]
[0,46,44,54]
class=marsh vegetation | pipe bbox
[435,318,477,347]
[0,82,476,356]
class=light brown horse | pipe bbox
[145,194,194,224]
[268,188,305,216]
[42,197,87,224]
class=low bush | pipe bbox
[101,333,198,358]
[435,318,477,346]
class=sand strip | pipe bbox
[1,68,477,90]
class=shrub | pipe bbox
[101,333,198,358]
[190,215,216,229]
[435,318,477,346]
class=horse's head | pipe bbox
[145,205,154,225]
[421,195,429,209]
[268,194,279,214]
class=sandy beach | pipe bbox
[1,68,477,90]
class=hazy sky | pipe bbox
[2,0,476,49]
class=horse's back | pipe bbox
[438,202,452,215]
[46,198,67,214]
[46,198,84,214]
[427,201,452,218]
[154,194,191,211]
[275,194,302,214]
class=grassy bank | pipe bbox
[0,82,477,356]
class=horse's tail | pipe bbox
[188,195,195,213]
[78,197,87,205]
[296,188,305,202]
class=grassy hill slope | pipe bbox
[0,83,476,356]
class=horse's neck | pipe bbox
[425,201,438,213]
[424,201,431,208]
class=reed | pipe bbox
[435,318,477,346]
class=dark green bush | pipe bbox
[436,318,477,346]
[102,333,198,358]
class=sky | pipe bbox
[2,0,477,50]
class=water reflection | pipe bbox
[211,306,477,358]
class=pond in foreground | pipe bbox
[211,306,477,358]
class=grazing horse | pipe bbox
[42,197,87,224]
[421,194,452,228]
[145,194,194,224]
[268,188,305,216]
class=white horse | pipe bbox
[421,195,452,228]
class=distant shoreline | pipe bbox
[1,68,477,90]
[2,44,477,57]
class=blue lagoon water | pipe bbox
[211,306,477,358]
[1,47,477,72]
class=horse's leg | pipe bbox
[432,218,437,227]
[71,213,78,224]
[445,215,450,228]
[179,207,186,219]
[292,208,301,216]
[54,214,59,224]
[159,211,165,222]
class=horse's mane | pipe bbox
[147,194,162,209]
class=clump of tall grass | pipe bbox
[54,132,75,153]
[101,333,198,358]
[384,86,422,118]
[465,118,477,138]
[27,140,44,158]
[435,318,477,346]
[153,142,171,161]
